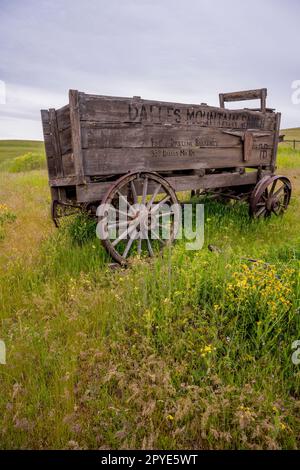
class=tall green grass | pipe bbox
[278,146,300,169]
[0,141,300,449]
[8,152,46,173]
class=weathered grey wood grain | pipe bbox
[79,92,276,130]
[220,89,267,113]
[61,152,75,176]
[69,90,85,184]
[244,131,254,162]
[271,112,281,172]
[50,175,78,187]
[82,126,247,149]
[83,145,273,176]
[49,109,63,177]
[59,127,72,156]
[56,105,71,131]
[41,110,54,151]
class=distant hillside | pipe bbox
[280,128,300,140]
[0,140,45,170]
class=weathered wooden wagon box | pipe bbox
[41,88,291,263]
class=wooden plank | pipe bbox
[219,88,266,103]
[41,109,50,137]
[43,133,54,156]
[69,89,85,184]
[49,108,63,177]
[59,126,72,155]
[41,121,51,135]
[271,113,281,172]
[76,170,271,203]
[49,175,78,187]
[79,93,276,130]
[46,157,57,177]
[244,131,254,162]
[56,105,70,131]
[220,89,267,112]
[166,171,266,192]
[41,117,55,160]
[41,109,58,178]
[55,105,72,160]
[219,94,225,108]
[82,125,248,149]
[83,143,273,176]
[261,89,267,113]
[61,152,75,176]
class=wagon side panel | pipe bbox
[41,109,58,179]
[77,93,277,177]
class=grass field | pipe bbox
[281,128,300,141]
[279,128,300,153]
[0,134,300,449]
[0,140,45,171]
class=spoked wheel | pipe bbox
[97,172,180,265]
[250,175,292,218]
[51,200,82,227]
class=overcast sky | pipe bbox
[0,0,299,140]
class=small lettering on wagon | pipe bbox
[195,137,218,146]
[151,137,218,148]
[256,143,271,160]
[151,148,195,158]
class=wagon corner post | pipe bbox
[40,108,49,149]
[271,111,282,173]
[69,89,86,185]
[261,88,267,113]
[219,93,224,108]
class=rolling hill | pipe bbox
[0,139,45,170]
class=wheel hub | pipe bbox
[131,205,157,232]
[100,171,179,264]
[266,196,279,212]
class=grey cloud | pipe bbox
[0,0,299,138]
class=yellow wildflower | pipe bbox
[166,414,174,421]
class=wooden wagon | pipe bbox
[41,88,291,264]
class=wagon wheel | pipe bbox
[51,200,82,227]
[249,175,292,218]
[97,172,180,265]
